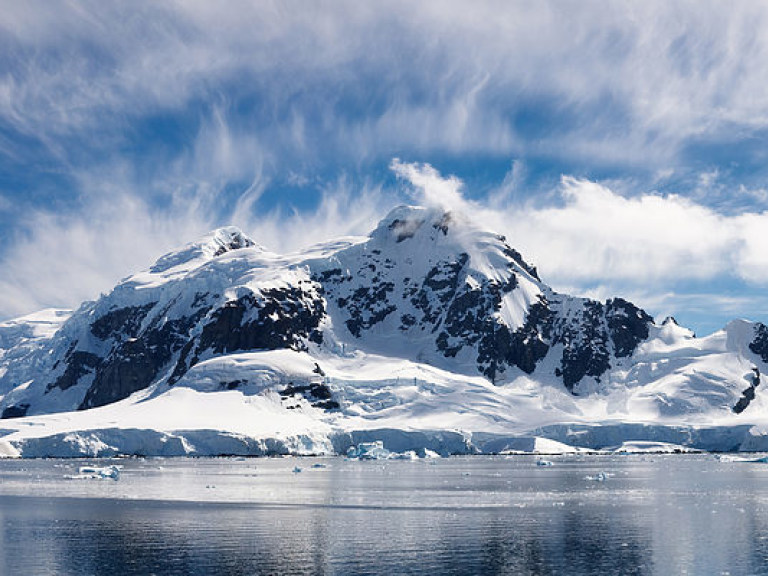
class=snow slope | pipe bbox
[1,206,768,457]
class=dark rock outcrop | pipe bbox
[734,367,761,414]
[1,403,29,419]
[280,382,339,411]
[169,284,325,385]
[750,323,768,364]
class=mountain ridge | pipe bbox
[0,205,767,457]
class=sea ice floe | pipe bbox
[715,454,768,463]
[585,471,613,482]
[345,441,440,460]
[67,464,121,480]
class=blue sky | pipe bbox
[1,2,768,335]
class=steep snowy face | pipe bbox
[0,226,328,417]
[312,205,654,388]
[311,206,546,380]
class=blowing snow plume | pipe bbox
[390,158,470,213]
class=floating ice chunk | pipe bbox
[610,441,698,454]
[346,441,393,460]
[716,454,768,463]
[346,442,440,460]
[420,449,441,459]
[391,450,419,460]
[585,471,613,482]
[0,440,20,458]
[69,464,121,480]
[536,459,553,467]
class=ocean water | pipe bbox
[0,454,766,575]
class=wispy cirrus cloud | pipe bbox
[0,175,393,318]
[4,2,768,171]
[3,2,768,335]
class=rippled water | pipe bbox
[0,455,767,575]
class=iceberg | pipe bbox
[346,441,443,460]
[69,464,121,480]
[346,441,393,460]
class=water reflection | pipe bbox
[0,456,766,575]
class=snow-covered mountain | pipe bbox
[0,205,767,457]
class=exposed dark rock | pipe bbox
[432,212,452,235]
[388,218,424,242]
[169,285,326,385]
[336,281,396,337]
[734,368,761,414]
[476,300,551,381]
[501,242,540,281]
[196,287,325,355]
[399,313,417,331]
[412,255,469,326]
[221,379,246,390]
[733,387,755,414]
[433,268,549,381]
[313,363,326,377]
[605,298,653,358]
[82,283,326,408]
[81,304,210,408]
[211,232,255,256]
[48,350,101,392]
[1,403,29,419]
[90,304,154,340]
[313,400,340,410]
[315,268,344,283]
[280,382,338,411]
[553,301,610,391]
[750,323,768,364]
[80,338,158,409]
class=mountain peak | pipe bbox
[149,226,259,275]
[371,205,453,243]
[203,226,257,258]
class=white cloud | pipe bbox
[0,174,393,319]
[4,2,768,167]
[390,158,468,212]
[388,160,768,288]
[507,177,740,282]
[496,177,768,287]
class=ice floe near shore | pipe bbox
[67,464,121,480]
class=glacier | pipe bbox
[0,205,767,457]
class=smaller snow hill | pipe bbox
[0,207,767,457]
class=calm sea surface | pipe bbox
[0,454,766,575]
